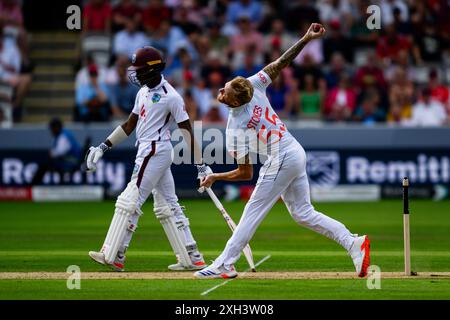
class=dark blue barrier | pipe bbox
[1,148,448,198]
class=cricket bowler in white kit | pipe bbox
[195,24,370,279]
[85,47,211,271]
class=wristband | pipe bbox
[106,126,128,146]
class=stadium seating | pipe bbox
[81,33,112,67]
[23,31,79,123]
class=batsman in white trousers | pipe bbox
[85,46,212,272]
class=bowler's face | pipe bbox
[217,82,235,107]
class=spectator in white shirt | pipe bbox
[75,54,107,88]
[0,25,20,86]
[0,22,32,122]
[409,88,447,127]
[113,19,149,58]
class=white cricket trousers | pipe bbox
[213,139,355,268]
[119,140,196,254]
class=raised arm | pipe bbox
[263,23,326,81]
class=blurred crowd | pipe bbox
[0,0,32,125]
[3,0,450,127]
[75,0,450,127]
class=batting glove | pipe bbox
[85,143,109,172]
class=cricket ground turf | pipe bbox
[0,200,449,299]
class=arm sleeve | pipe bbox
[170,94,190,123]
[247,70,272,92]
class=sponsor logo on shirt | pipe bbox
[152,93,161,103]
[258,72,268,84]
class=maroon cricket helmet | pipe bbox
[128,46,166,87]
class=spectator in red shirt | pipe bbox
[142,0,171,34]
[112,0,141,33]
[0,0,23,27]
[428,69,449,108]
[354,51,387,93]
[376,24,413,65]
[82,0,112,33]
[324,73,357,122]
[429,0,450,41]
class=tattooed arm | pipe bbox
[263,23,326,81]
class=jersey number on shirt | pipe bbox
[257,107,286,144]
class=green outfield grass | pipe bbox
[1,279,450,300]
[0,200,449,299]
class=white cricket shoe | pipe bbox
[168,252,207,271]
[194,264,238,279]
[348,235,371,277]
[89,251,106,265]
[88,251,125,272]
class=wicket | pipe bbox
[403,177,411,276]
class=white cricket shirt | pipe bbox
[226,70,296,160]
[132,76,189,144]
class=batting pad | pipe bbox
[102,181,140,264]
[153,190,191,268]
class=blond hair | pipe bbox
[230,76,254,105]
